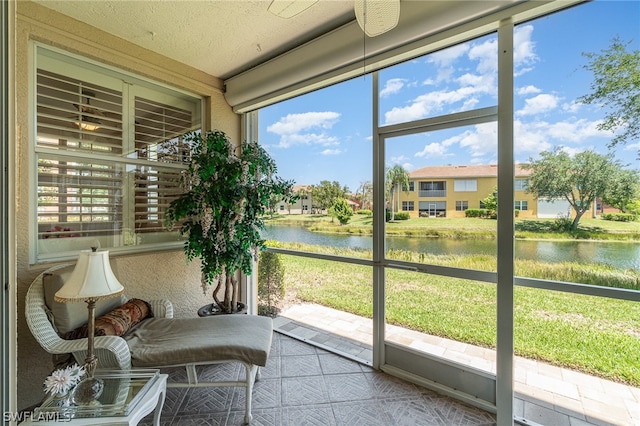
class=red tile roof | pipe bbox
[408,164,531,178]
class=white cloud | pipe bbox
[513,25,538,73]
[380,78,407,98]
[276,132,339,148]
[321,149,342,155]
[428,43,470,67]
[415,142,450,158]
[384,80,494,124]
[390,155,410,164]
[514,120,554,156]
[468,38,497,74]
[517,85,541,96]
[513,118,608,157]
[562,101,583,113]
[625,141,640,153]
[267,111,340,135]
[517,94,561,116]
[426,43,470,83]
[448,123,496,159]
[558,145,586,157]
[546,119,607,142]
[267,111,341,148]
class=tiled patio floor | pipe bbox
[273,303,640,426]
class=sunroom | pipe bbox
[2,1,639,425]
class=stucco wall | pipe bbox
[16,1,240,410]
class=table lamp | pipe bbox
[54,247,124,404]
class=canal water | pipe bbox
[262,225,640,270]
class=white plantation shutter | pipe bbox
[35,46,201,260]
[36,70,125,242]
[37,155,123,238]
[36,69,124,154]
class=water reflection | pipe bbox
[262,225,639,270]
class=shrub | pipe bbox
[394,212,410,220]
[357,209,372,215]
[258,251,286,317]
[602,212,637,222]
[328,198,354,224]
[553,216,574,232]
[465,208,492,218]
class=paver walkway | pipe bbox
[273,303,640,426]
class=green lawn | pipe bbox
[262,214,640,386]
[274,251,640,387]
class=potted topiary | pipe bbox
[166,130,295,314]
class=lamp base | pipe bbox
[70,376,104,405]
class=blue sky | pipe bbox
[258,0,640,193]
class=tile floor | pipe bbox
[140,331,498,425]
[272,303,640,426]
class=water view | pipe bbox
[262,224,640,270]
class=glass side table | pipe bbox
[23,369,168,426]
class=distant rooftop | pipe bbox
[409,164,531,179]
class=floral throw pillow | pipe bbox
[64,299,153,340]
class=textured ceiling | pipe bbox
[33,0,356,79]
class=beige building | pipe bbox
[397,164,537,219]
[276,185,314,214]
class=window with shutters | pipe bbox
[453,179,477,192]
[34,45,201,261]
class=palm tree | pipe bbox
[386,165,410,221]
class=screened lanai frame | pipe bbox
[241,4,640,425]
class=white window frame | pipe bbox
[454,179,478,192]
[514,200,528,211]
[515,179,528,191]
[31,44,203,263]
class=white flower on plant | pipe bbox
[43,364,85,396]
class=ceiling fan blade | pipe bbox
[268,0,319,19]
[354,0,400,37]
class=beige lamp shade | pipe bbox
[55,249,124,303]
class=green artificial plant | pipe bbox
[166,130,295,313]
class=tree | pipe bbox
[482,186,498,217]
[523,148,618,230]
[267,193,281,217]
[166,130,295,313]
[328,198,354,225]
[386,165,410,221]
[602,168,640,213]
[311,180,349,212]
[578,37,640,151]
[257,251,285,317]
[357,180,373,210]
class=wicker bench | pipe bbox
[26,264,273,424]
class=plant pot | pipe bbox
[197,302,247,317]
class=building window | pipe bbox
[35,46,201,261]
[408,181,415,191]
[515,200,528,211]
[515,179,529,191]
[419,181,446,197]
[456,201,469,211]
[402,201,414,211]
[479,201,486,209]
[454,180,478,192]
[418,201,446,217]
